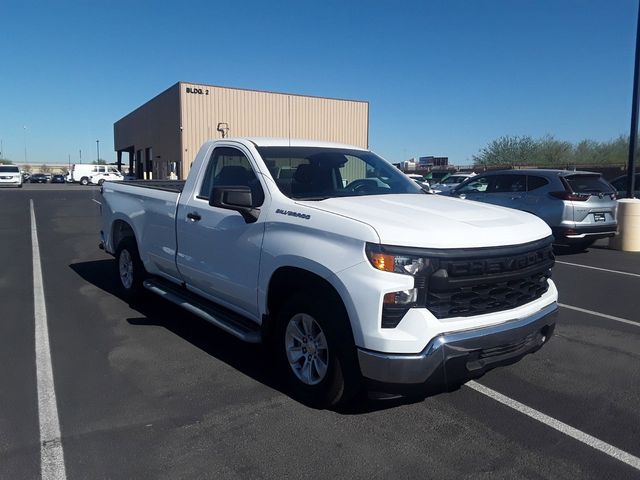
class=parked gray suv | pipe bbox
[450,169,618,250]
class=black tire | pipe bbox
[115,238,146,301]
[98,179,105,186]
[275,291,361,408]
[80,177,89,186]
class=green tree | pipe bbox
[472,135,537,167]
[40,164,50,173]
[92,159,107,165]
[533,135,573,166]
[474,134,632,168]
[0,159,13,165]
[573,139,601,165]
[597,135,629,165]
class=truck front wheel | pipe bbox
[276,292,361,408]
[80,177,89,186]
[115,238,146,301]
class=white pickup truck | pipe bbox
[100,138,558,407]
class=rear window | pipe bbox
[0,166,19,173]
[565,174,613,194]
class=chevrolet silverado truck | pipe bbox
[100,138,558,407]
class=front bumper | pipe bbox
[357,302,557,394]
[0,179,22,186]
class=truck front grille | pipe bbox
[421,238,554,319]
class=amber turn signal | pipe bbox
[369,253,395,272]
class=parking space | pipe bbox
[1,187,639,479]
[555,241,640,278]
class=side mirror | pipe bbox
[209,185,260,223]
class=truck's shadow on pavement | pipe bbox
[70,259,425,414]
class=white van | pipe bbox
[70,164,123,185]
[0,165,23,188]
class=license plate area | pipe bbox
[593,212,606,222]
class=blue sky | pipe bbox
[0,0,638,165]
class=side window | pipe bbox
[526,175,549,191]
[489,175,526,193]
[199,147,264,206]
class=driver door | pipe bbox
[176,146,267,319]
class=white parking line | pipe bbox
[31,200,67,480]
[466,381,640,471]
[91,199,101,205]
[555,261,640,278]
[559,303,639,327]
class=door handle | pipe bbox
[187,212,201,221]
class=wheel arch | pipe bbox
[111,219,137,252]
[264,266,357,345]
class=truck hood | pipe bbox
[298,194,551,249]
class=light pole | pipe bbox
[628,1,640,198]
[79,149,82,164]
[96,140,100,163]
[23,126,27,163]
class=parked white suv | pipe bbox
[0,165,23,188]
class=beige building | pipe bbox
[114,82,369,180]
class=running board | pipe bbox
[143,279,262,343]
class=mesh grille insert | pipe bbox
[424,242,554,319]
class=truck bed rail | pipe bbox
[120,180,186,193]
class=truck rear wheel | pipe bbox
[115,238,146,301]
[276,292,361,408]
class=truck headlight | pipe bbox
[365,243,428,276]
[366,243,432,328]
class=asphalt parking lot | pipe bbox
[1,185,639,479]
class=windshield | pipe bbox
[257,147,422,200]
[0,166,19,173]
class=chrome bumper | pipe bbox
[358,302,558,392]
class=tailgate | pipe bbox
[564,174,617,224]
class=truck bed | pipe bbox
[120,180,186,193]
